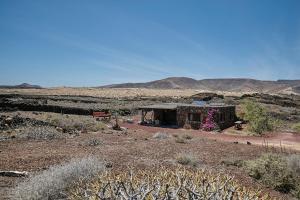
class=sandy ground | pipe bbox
[1,115,298,199]
[0,88,257,98]
[123,115,300,152]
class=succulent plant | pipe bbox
[68,167,270,200]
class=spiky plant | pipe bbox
[68,167,271,200]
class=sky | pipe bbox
[0,0,300,87]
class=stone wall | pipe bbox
[176,106,236,130]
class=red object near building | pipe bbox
[92,111,111,120]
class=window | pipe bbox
[188,113,201,122]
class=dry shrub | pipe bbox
[47,115,106,132]
[182,134,193,140]
[12,156,105,200]
[175,137,187,144]
[86,138,102,146]
[287,154,300,176]
[19,126,64,140]
[153,132,169,139]
[244,153,300,196]
[68,168,270,199]
[176,153,198,167]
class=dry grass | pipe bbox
[176,153,198,167]
[12,156,105,200]
[45,113,106,132]
[153,132,170,139]
[175,137,187,144]
[19,126,65,140]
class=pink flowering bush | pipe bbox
[202,109,218,131]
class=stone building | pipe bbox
[139,102,236,130]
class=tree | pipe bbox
[242,100,273,134]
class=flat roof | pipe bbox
[139,103,235,110]
[139,103,178,110]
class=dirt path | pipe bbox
[122,120,300,152]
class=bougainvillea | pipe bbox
[202,108,218,131]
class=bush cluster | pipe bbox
[19,126,64,140]
[12,157,105,200]
[292,122,300,133]
[244,153,300,197]
[47,115,106,133]
[241,101,273,134]
[176,153,198,167]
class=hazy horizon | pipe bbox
[1,0,300,87]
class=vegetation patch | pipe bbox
[175,137,187,144]
[182,134,193,140]
[12,157,105,200]
[68,168,270,199]
[19,126,65,140]
[292,122,300,133]
[86,138,103,146]
[176,153,198,167]
[46,114,106,133]
[244,153,300,198]
[153,132,170,139]
[240,100,274,134]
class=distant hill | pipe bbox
[0,83,42,89]
[101,77,300,94]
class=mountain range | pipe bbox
[101,77,300,94]
[0,83,42,89]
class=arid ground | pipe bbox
[0,88,299,199]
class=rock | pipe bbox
[233,141,238,144]
[105,162,113,168]
[126,118,134,123]
[80,129,88,134]
[56,127,63,132]
[247,141,251,145]
[5,117,13,124]
[0,171,28,177]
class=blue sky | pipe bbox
[0,0,300,87]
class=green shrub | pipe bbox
[242,101,273,134]
[292,123,300,133]
[244,154,296,193]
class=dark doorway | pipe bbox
[161,110,177,125]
